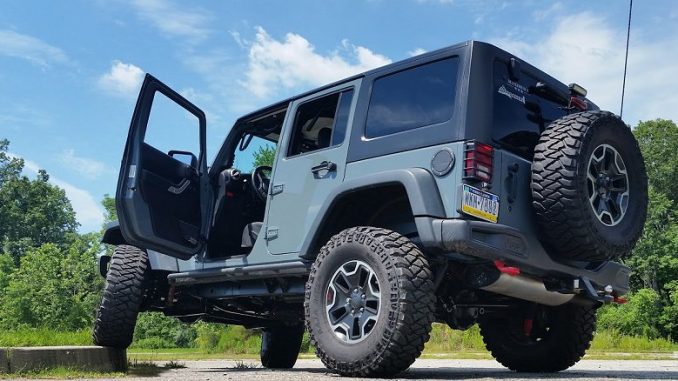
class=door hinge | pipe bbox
[271,183,284,195]
[265,226,279,240]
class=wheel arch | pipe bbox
[101,221,180,272]
[102,221,126,245]
[299,168,445,259]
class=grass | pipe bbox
[0,367,124,379]
[0,328,92,347]
[164,360,187,369]
[233,360,259,369]
[1,324,676,376]
[127,324,677,362]
[128,347,265,361]
[590,329,677,352]
[425,324,486,352]
[0,361,163,379]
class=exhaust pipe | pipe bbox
[466,262,574,306]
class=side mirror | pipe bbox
[168,150,198,168]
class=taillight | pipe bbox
[464,141,494,183]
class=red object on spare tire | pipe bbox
[531,110,648,262]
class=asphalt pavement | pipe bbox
[113,358,678,381]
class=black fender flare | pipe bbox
[101,221,180,273]
[101,221,127,246]
[299,168,445,259]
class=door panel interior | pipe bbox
[116,74,208,260]
[138,143,201,246]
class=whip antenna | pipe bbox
[620,0,633,117]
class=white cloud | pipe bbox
[58,149,112,179]
[98,60,145,98]
[8,154,105,232]
[0,29,69,68]
[408,48,428,57]
[50,178,105,232]
[242,27,391,98]
[532,2,564,21]
[229,30,247,49]
[491,12,678,125]
[130,0,211,42]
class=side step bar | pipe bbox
[168,261,311,286]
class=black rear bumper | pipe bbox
[416,217,631,296]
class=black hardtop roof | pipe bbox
[235,40,583,124]
[236,40,477,124]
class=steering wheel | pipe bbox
[250,166,272,202]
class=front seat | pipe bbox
[207,169,248,255]
[317,127,332,149]
[242,222,263,249]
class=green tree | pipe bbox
[597,288,663,338]
[0,234,103,331]
[634,119,678,202]
[133,312,197,348]
[0,253,14,295]
[628,119,678,340]
[659,281,678,339]
[101,194,117,224]
[0,139,23,186]
[625,188,678,294]
[252,145,276,167]
[0,140,78,262]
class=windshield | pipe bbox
[233,134,277,172]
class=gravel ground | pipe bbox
[115,359,678,381]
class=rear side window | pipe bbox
[492,60,566,159]
[365,57,459,138]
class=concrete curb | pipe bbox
[0,346,126,373]
[0,348,8,373]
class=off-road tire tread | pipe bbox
[479,304,597,372]
[260,325,305,369]
[531,110,647,261]
[92,245,149,349]
[305,227,435,377]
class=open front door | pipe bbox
[116,74,209,260]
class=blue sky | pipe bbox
[1,0,677,232]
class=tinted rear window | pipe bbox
[492,60,567,159]
[365,57,459,138]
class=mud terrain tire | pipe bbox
[479,303,597,372]
[305,227,435,377]
[531,111,648,261]
[93,245,149,349]
[260,324,305,369]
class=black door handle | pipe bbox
[311,161,337,174]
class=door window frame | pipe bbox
[283,86,357,160]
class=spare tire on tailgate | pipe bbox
[531,110,648,262]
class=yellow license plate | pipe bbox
[461,184,499,223]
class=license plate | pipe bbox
[461,184,499,223]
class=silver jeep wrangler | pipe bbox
[95,40,647,376]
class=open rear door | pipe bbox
[116,74,209,260]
